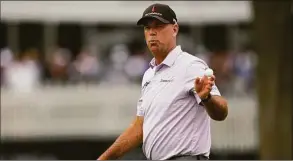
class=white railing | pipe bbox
[1,84,258,151]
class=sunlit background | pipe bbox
[1,1,292,160]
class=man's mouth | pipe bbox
[149,40,158,43]
[149,40,159,46]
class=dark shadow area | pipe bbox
[0,139,259,160]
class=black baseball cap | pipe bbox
[136,3,177,26]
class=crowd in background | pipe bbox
[0,41,257,97]
[0,23,258,160]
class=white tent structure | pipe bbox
[1,1,252,24]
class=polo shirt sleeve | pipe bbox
[136,97,144,116]
[184,60,221,104]
[136,73,148,116]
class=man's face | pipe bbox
[143,19,177,54]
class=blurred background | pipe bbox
[0,1,292,160]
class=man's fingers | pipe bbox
[207,86,212,91]
[207,82,213,89]
[202,75,208,81]
[202,86,212,93]
[208,80,215,86]
[209,75,215,81]
[195,75,214,92]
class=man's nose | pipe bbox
[149,28,157,36]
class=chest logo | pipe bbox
[160,79,173,82]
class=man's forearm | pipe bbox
[202,95,228,121]
[98,120,143,160]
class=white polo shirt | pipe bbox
[136,45,221,160]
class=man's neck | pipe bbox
[154,45,177,65]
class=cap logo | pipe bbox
[152,6,156,12]
[144,5,162,17]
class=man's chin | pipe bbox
[149,46,159,53]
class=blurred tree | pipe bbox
[0,23,8,49]
[253,1,292,160]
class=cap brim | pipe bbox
[136,15,170,26]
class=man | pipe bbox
[98,3,228,160]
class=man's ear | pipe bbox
[173,24,179,37]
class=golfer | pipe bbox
[98,3,228,160]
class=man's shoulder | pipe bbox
[179,52,208,67]
[141,67,152,87]
[143,67,152,76]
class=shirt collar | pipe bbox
[149,45,182,68]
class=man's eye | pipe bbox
[154,24,166,29]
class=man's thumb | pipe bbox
[195,77,201,84]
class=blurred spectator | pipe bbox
[209,50,234,95]
[124,50,148,84]
[100,44,131,85]
[0,48,14,86]
[45,48,72,84]
[233,46,257,95]
[3,49,41,93]
[194,44,210,63]
[68,48,101,83]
